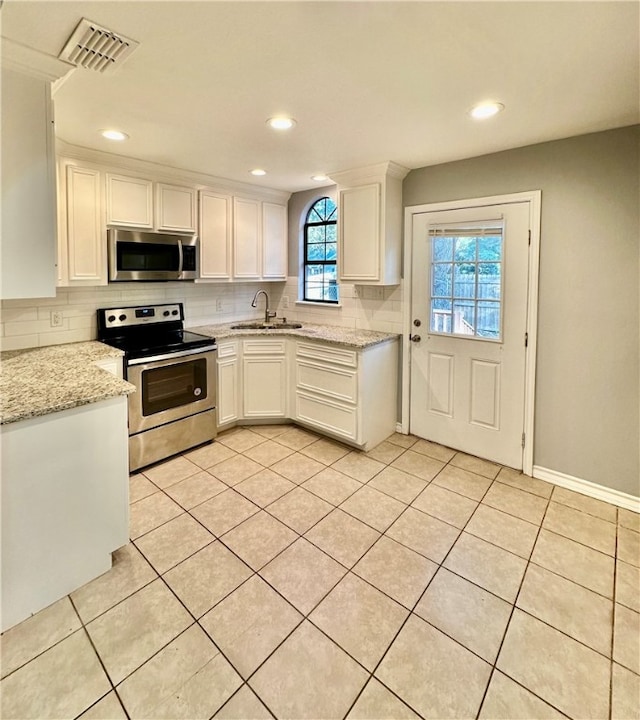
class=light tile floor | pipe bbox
[2,425,639,719]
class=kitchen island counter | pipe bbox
[191,321,399,349]
[0,341,134,425]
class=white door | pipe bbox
[409,201,531,469]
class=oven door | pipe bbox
[127,348,216,434]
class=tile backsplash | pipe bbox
[0,278,404,351]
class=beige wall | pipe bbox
[404,126,640,496]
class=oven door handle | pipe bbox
[127,344,218,366]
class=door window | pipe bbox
[429,222,503,340]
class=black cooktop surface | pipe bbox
[103,329,216,359]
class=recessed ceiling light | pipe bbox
[470,102,504,120]
[311,175,329,182]
[250,168,267,176]
[101,129,129,141]
[267,117,296,130]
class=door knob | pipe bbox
[410,334,421,343]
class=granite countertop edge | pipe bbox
[190,322,400,348]
[1,341,135,426]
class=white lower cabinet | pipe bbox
[294,339,398,449]
[295,342,358,442]
[1,395,129,631]
[242,339,287,418]
[216,334,398,449]
[216,341,240,427]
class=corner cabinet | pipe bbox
[330,161,408,286]
[294,338,398,450]
[215,334,399,451]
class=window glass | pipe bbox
[303,197,338,303]
[429,225,503,340]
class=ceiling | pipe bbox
[2,1,638,192]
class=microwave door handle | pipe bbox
[177,239,184,276]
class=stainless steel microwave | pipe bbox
[108,228,199,281]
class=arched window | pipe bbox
[303,197,338,303]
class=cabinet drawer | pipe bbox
[296,342,357,368]
[296,392,357,441]
[217,341,238,358]
[297,360,357,403]
[243,339,286,355]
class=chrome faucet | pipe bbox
[251,289,276,324]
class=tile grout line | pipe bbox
[342,455,500,719]
[68,594,133,720]
[474,487,570,720]
[5,427,628,719]
[609,505,619,720]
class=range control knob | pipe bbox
[119,314,127,322]
[107,315,116,323]
[171,310,179,316]
[163,310,170,317]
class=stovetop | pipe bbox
[97,303,216,360]
[103,329,216,359]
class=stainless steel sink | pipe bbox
[230,322,303,330]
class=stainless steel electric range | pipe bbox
[97,303,217,471]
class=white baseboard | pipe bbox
[533,465,640,514]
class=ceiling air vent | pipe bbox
[58,18,139,73]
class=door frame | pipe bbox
[401,191,541,475]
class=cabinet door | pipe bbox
[262,202,287,279]
[199,191,232,279]
[1,68,56,299]
[339,183,380,282]
[243,351,287,417]
[65,165,106,284]
[233,197,261,279]
[217,342,239,426]
[156,183,196,233]
[106,174,153,228]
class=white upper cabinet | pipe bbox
[330,161,408,286]
[52,143,289,287]
[106,174,153,228]
[1,47,69,299]
[199,190,232,280]
[262,202,288,280]
[233,197,261,279]
[106,175,196,232]
[58,161,106,286]
[156,183,196,233]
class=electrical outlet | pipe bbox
[50,311,63,328]
[353,286,360,299]
[215,298,223,312]
[282,295,289,309]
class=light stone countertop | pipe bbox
[1,341,135,425]
[190,321,400,349]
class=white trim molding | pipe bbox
[1,38,75,83]
[402,191,541,477]
[533,465,640,513]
